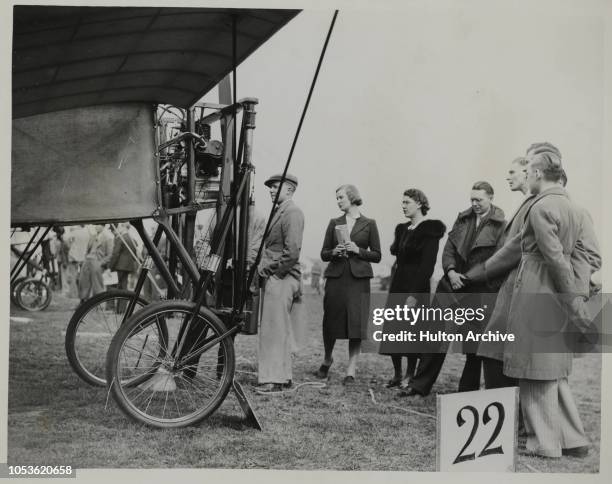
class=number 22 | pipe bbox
[453,402,505,464]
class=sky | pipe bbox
[199,0,606,277]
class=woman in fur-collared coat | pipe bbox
[380,189,446,396]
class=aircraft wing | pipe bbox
[13,6,300,119]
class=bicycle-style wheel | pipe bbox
[10,276,28,306]
[15,278,52,311]
[65,290,150,386]
[106,300,235,428]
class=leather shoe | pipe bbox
[398,388,424,398]
[315,359,333,379]
[562,445,590,458]
[342,375,355,386]
[384,377,401,388]
[256,383,283,394]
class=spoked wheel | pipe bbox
[15,278,52,311]
[65,289,151,386]
[106,300,235,428]
[10,276,28,305]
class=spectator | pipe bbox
[256,173,305,393]
[464,157,535,389]
[315,184,381,385]
[503,150,594,458]
[379,189,446,396]
[109,222,140,312]
[440,181,506,392]
[65,225,90,298]
[78,225,113,302]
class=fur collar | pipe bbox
[456,205,505,223]
[405,219,446,239]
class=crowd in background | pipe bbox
[33,223,143,304]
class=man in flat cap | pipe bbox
[257,173,305,393]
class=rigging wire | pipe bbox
[232,13,238,306]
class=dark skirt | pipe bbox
[378,285,431,356]
[322,268,370,340]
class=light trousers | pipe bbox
[258,274,300,384]
[78,259,105,300]
[520,377,589,457]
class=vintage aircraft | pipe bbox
[11,5,335,429]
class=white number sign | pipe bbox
[437,387,518,472]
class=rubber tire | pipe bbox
[65,289,149,386]
[106,299,235,428]
[15,278,52,312]
[11,276,28,306]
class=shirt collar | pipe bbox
[477,208,490,220]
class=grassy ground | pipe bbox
[7,288,601,472]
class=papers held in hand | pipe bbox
[335,224,350,244]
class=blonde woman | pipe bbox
[316,185,381,384]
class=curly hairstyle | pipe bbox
[403,188,430,215]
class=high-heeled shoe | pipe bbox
[314,358,333,379]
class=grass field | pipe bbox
[7,289,601,472]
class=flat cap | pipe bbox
[264,173,298,188]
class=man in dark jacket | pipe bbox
[441,181,506,392]
[463,158,535,389]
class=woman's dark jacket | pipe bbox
[389,219,446,294]
[321,214,381,278]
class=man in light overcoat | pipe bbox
[503,151,593,458]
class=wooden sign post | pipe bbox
[437,387,519,472]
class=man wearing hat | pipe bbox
[257,173,305,393]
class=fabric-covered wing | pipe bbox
[11,103,158,225]
[13,6,300,118]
